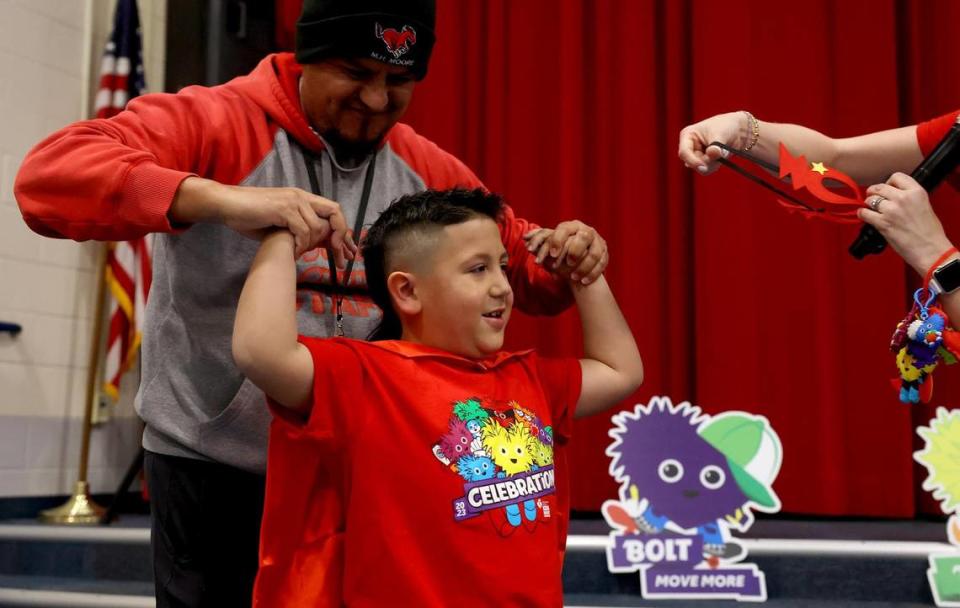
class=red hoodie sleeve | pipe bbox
[14,84,276,241]
[387,123,573,316]
[496,203,573,316]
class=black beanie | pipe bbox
[295,0,436,80]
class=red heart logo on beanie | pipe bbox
[375,23,417,58]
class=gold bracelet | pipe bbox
[741,110,760,152]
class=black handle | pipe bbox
[849,116,960,259]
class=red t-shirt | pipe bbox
[253,338,583,607]
[916,109,960,189]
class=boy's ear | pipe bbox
[387,271,421,316]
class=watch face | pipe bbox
[935,259,960,293]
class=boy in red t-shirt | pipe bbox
[233,188,643,607]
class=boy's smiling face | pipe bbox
[406,217,514,358]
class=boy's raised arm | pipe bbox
[573,276,644,418]
[232,230,315,415]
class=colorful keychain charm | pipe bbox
[892,288,959,404]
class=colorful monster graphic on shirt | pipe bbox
[433,396,556,537]
[439,418,473,462]
[457,454,496,482]
[454,399,489,455]
[482,420,539,528]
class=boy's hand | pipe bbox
[524,221,608,284]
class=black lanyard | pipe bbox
[303,149,377,336]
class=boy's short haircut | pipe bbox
[362,188,504,341]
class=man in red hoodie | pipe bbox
[14,1,609,606]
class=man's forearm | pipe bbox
[169,176,227,224]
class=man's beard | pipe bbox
[321,128,382,166]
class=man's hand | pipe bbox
[523,220,608,284]
[170,177,358,265]
[218,185,356,264]
[859,172,955,275]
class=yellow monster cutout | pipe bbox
[914,407,960,606]
[916,408,960,520]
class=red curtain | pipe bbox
[277,0,960,517]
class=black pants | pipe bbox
[144,451,266,608]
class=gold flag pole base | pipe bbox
[38,481,105,525]
[38,244,110,527]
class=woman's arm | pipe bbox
[678,111,923,184]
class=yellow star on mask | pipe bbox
[810,161,828,175]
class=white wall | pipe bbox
[0,0,166,498]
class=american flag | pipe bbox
[97,0,151,400]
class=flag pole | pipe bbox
[39,243,108,524]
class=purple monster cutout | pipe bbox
[603,396,782,602]
[607,398,747,560]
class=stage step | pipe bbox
[0,520,151,583]
[0,575,153,608]
[565,598,936,607]
[0,517,952,606]
[0,519,152,607]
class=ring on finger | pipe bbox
[868,195,886,212]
